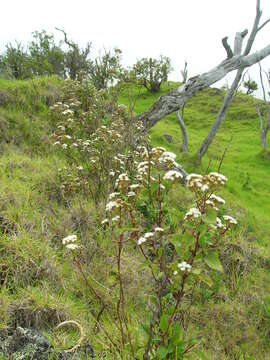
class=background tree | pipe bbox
[88,48,122,89]
[133,55,172,92]
[56,28,91,80]
[0,41,31,79]
[243,74,258,94]
[29,30,65,77]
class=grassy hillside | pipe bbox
[0,77,270,359]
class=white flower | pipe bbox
[162,151,176,160]
[62,143,68,149]
[62,235,77,245]
[112,215,120,223]
[65,135,72,139]
[184,207,201,220]
[177,261,192,272]
[163,170,183,181]
[223,215,237,225]
[53,141,61,146]
[138,236,146,245]
[186,173,203,187]
[127,191,136,197]
[201,184,209,192]
[66,243,79,250]
[101,219,109,225]
[116,173,130,189]
[109,171,115,177]
[210,194,225,205]
[109,192,120,200]
[159,151,177,166]
[216,217,225,229]
[208,172,227,184]
[144,232,154,239]
[62,109,74,115]
[154,227,164,233]
[173,271,178,275]
[206,200,215,207]
[105,201,119,212]
[77,166,83,171]
[130,184,140,190]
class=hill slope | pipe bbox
[0,78,270,359]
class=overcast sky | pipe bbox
[1,0,270,96]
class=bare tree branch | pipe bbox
[222,37,233,59]
[233,30,248,55]
[257,18,270,32]
[137,44,270,129]
[176,104,188,152]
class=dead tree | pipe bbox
[197,1,270,159]
[136,0,270,141]
[257,63,270,149]
[176,62,189,152]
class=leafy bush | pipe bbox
[133,56,172,92]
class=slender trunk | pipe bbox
[176,106,188,152]
[197,70,243,159]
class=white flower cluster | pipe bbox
[137,228,164,245]
[223,215,237,225]
[115,173,130,190]
[163,170,183,182]
[138,232,154,245]
[106,200,120,212]
[177,261,192,272]
[184,207,201,220]
[62,235,79,250]
[208,172,227,185]
[209,194,225,205]
[159,151,178,168]
[186,172,227,193]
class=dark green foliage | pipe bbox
[88,48,123,89]
[133,56,172,92]
[28,30,65,77]
[243,77,258,95]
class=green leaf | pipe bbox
[159,314,168,332]
[182,231,194,243]
[204,208,216,224]
[205,251,224,272]
[156,346,169,359]
[199,273,214,287]
[171,322,182,345]
[191,268,201,275]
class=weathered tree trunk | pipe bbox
[176,106,188,152]
[136,0,270,132]
[257,62,270,149]
[257,107,270,148]
[136,45,270,129]
[197,70,243,158]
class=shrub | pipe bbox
[133,56,173,92]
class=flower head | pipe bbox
[163,170,183,181]
[62,235,77,245]
[177,261,192,272]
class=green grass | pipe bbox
[0,78,270,359]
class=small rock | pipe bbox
[0,327,94,359]
[163,134,174,143]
